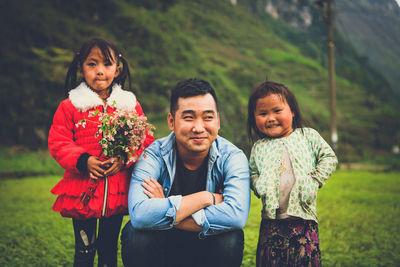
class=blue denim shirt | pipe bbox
[128,132,250,237]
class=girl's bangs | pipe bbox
[99,43,116,63]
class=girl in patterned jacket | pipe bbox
[247,81,338,267]
[48,38,154,266]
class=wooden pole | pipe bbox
[327,0,337,150]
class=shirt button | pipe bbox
[164,188,168,192]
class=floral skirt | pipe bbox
[256,218,321,267]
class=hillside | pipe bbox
[240,0,399,101]
[0,0,399,161]
[335,0,400,102]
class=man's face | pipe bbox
[168,94,220,158]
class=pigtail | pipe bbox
[247,92,258,143]
[115,54,132,91]
[64,52,81,98]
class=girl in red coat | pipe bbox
[48,38,154,267]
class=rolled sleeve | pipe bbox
[191,209,210,236]
[128,142,182,230]
[165,195,182,224]
[201,150,250,236]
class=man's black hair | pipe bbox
[170,78,218,115]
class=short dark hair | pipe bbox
[170,78,218,115]
[247,81,304,142]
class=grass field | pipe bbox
[0,170,399,266]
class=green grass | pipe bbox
[317,171,400,266]
[0,147,63,177]
[0,170,399,266]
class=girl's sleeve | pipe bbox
[48,100,87,172]
[306,128,338,187]
[249,144,261,198]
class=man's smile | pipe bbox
[190,136,207,141]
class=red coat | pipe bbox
[48,83,154,219]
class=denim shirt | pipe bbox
[128,132,250,237]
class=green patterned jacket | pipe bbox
[249,128,338,222]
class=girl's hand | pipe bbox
[87,156,105,179]
[142,178,165,198]
[102,157,124,176]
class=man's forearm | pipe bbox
[174,217,202,232]
[175,191,213,223]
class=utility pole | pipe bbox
[316,0,337,150]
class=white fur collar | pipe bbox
[69,82,137,112]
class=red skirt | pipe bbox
[51,170,130,219]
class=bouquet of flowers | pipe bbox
[76,105,154,164]
[75,104,155,206]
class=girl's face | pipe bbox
[254,93,294,138]
[80,46,120,96]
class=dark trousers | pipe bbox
[120,221,244,267]
[72,214,123,267]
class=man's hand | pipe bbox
[174,217,202,232]
[142,178,165,198]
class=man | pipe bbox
[121,78,250,267]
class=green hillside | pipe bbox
[0,0,399,162]
[335,0,400,101]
